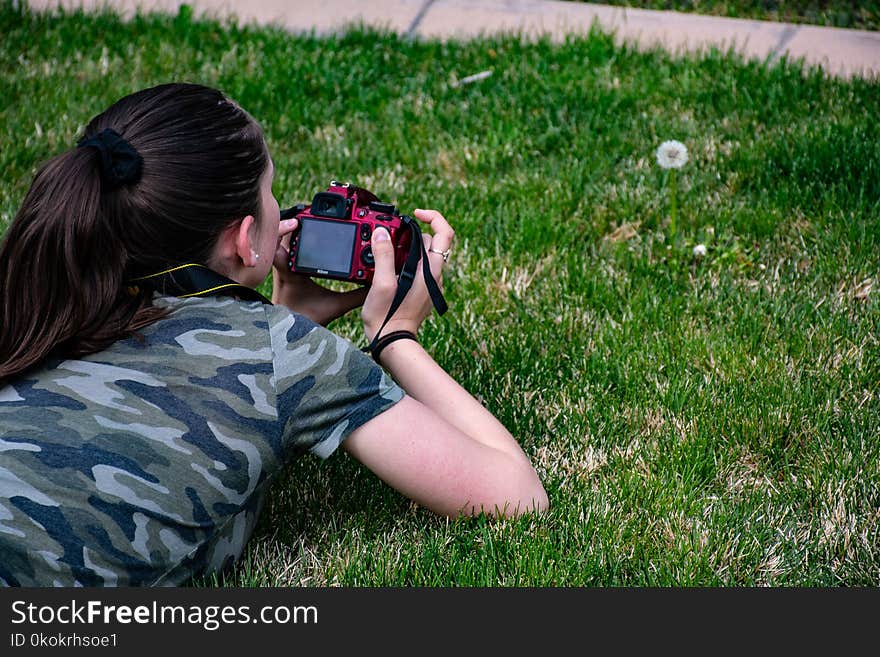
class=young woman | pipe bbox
[0,83,548,587]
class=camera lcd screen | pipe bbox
[295,218,357,276]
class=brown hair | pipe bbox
[0,83,269,381]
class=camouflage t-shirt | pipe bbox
[0,295,404,586]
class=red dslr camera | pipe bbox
[284,181,412,284]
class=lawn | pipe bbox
[1,2,878,586]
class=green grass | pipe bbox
[2,1,879,586]
[566,0,880,30]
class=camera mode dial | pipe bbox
[369,201,396,214]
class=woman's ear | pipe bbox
[214,215,258,270]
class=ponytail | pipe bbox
[0,83,267,383]
[0,147,165,382]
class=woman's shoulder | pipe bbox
[2,295,284,412]
[134,294,280,357]
[152,294,320,341]
[153,293,273,327]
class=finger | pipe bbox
[276,218,297,254]
[422,233,442,274]
[272,219,299,269]
[418,215,452,274]
[371,227,397,290]
[414,209,454,252]
[273,218,298,269]
[273,243,291,271]
[413,208,445,225]
[277,217,298,242]
[422,233,448,282]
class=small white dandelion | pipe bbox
[656,140,689,238]
[656,140,689,169]
[693,244,707,258]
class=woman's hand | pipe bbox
[361,208,454,343]
[271,217,368,326]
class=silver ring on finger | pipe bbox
[428,247,450,262]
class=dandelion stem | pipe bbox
[669,169,678,238]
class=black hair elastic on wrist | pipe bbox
[370,330,418,364]
[77,128,143,190]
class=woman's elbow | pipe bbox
[468,464,549,519]
[509,466,550,516]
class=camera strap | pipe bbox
[363,215,448,354]
[128,218,444,352]
[128,263,272,304]
[141,206,444,349]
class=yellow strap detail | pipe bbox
[179,284,241,298]
[129,263,209,282]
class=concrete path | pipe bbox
[28,0,880,80]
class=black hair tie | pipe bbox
[77,128,143,190]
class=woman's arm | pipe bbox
[343,209,549,518]
[344,352,548,518]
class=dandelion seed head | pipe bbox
[656,140,689,169]
[693,243,707,258]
